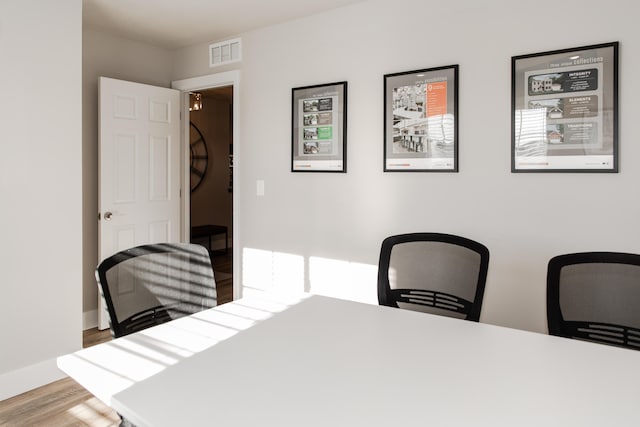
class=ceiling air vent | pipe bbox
[209,38,242,67]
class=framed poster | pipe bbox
[511,42,618,172]
[291,81,347,172]
[384,65,458,172]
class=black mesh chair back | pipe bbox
[547,252,640,350]
[378,233,490,321]
[96,243,217,338]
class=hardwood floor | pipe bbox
[0,251,233,426]
[211,249,233,305]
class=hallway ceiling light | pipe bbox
[189,92,203,111]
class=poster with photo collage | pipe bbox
[292,82,347,172]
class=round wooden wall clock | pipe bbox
[190,121,208,192]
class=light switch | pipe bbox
[256,180,265,196]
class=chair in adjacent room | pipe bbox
[96,242,217,338]
[546,251,640,350]
[377,233,490,321]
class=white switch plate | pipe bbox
[256,180,265,196]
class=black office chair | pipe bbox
[547,252,640,350]
[378,233,490,321]
[96,242,217,338]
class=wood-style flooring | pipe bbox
[211,250,233,305]
[0,251,233,427]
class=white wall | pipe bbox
[0,0,83,399]
[173,0,640,334]
[82,29,173,325]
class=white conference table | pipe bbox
[58,292,640,426]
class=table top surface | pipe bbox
[58,292,640,427]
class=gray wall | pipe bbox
[173,0,640,333]
[0,0,82,399]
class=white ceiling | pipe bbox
[83,0,365,50]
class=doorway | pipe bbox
[189,86,234,304]
[172,70,241,303]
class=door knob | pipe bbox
[104,212,113,221]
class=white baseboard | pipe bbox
[83,309,98,330]
[0,358,66,401]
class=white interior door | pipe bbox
[98,77,182,330]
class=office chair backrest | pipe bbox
[96,243,217,338]
[378,233,490,321]
[547,252,640,350]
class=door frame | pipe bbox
[172,70,241,300]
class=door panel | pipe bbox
[98,77,182,329]
[149,136,171,200]
[115,134,137,202]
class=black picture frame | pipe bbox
[384,65,459,172]
[511,42,619,173]
[291,81,347,173]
